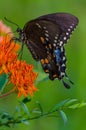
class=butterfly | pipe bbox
[8,13,79,88]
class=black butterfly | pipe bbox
[9,13,79,88]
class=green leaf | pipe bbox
[77,102,86,108]
[32,109,42,114]
[50,98,70,112]
[21,120,29,125]
[0,73,8,92]
[19,102,30,116]
[1,112,9,119]
[68,102,86,109]
[35,101,43,114]
[59,110,68,125]
[64,99,78,107]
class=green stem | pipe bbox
[0,87,16,98]
[0,109,58,126]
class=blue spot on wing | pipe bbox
[54,49,61,64]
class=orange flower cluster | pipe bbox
[0,21,38,97]
[7,60,38,97]
[0,36,19,70]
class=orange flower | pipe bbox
[0,37,19,69]
[0,20,38,97]
[7,60,38,97]
[0,20,19,73]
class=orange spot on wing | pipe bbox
[40,37,45,43]
[41,59,45,65]
[45,58,49,63]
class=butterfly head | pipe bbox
[16,27,26,42]
[16,27,23,34]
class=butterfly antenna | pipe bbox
[4,17,19,28]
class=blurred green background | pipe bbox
[0,0,86,130]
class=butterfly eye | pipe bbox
[17,28,23,33]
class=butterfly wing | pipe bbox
[36,13,79,46]
[22,13,78,82]
[23,19,61,60]
[23,19,67,80]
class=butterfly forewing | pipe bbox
[23,19,61,59]
[37,13,79,46]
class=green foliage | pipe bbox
[49,98,70,112]
[0,73,8,92]
[0,98,86,128]
[58,110,68,125]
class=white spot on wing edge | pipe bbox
[63,37,67,40]
[61,72,65,76]
[66,32,69,35]
[63,56,66,61]
[53,43,56,47]
[43,26,46,29]
[70,25,73,28]
[61,47,64,52]
[35,23,41,28]
[68,28,71,31]
[61,63,65,67]
[45,37,49,41]
[45,30,48,33]
[59,41,63,46]
[55,36,58,39]
[45,33,49,37]
[54,40,57,43]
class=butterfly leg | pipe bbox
[10,37,21,42]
